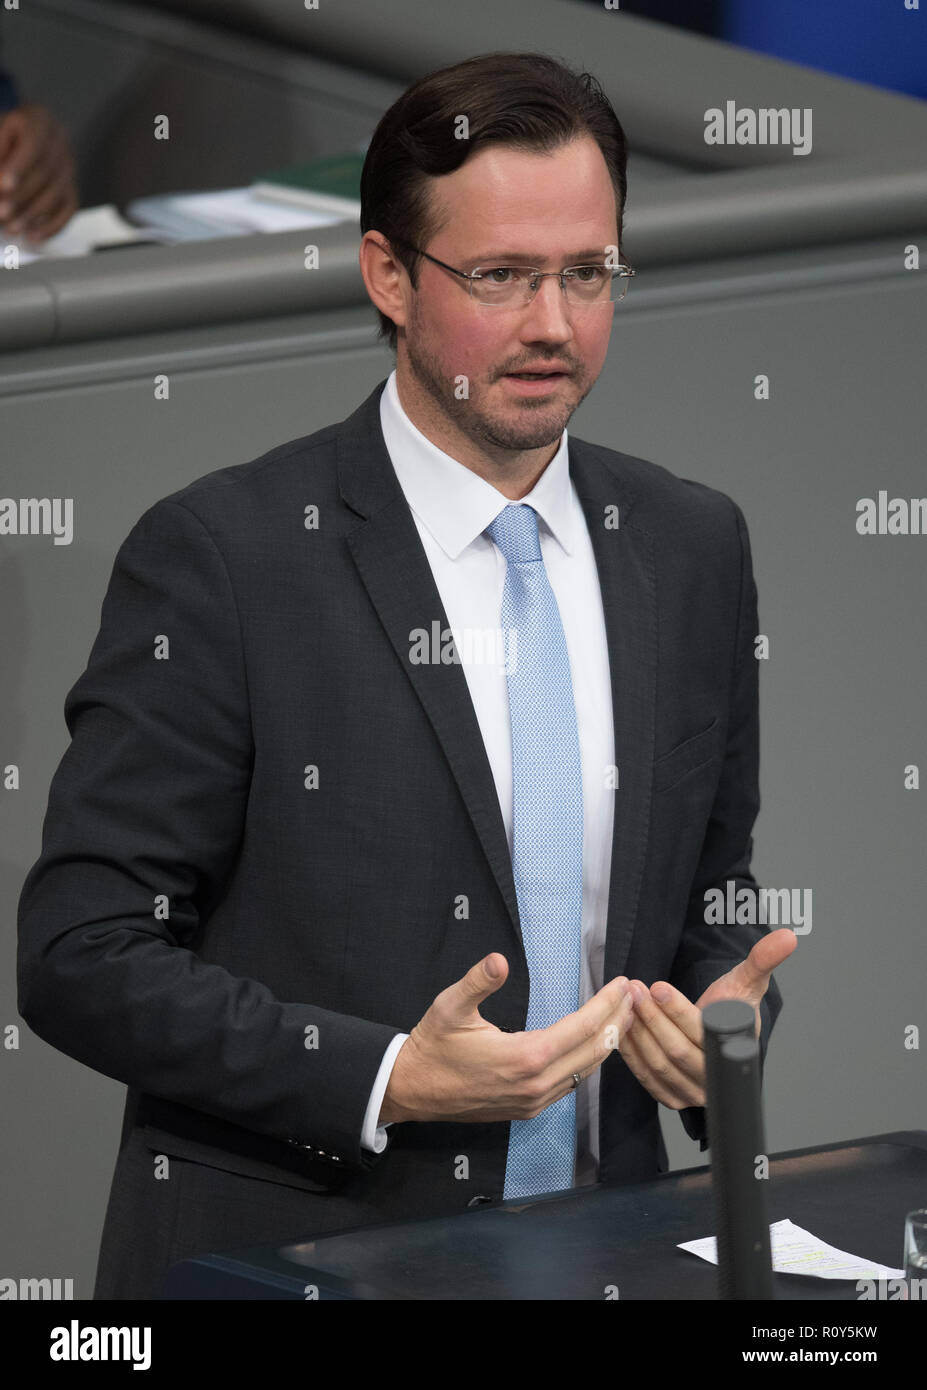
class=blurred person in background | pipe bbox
[0,57,79,241]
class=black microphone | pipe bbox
[702,999,775,1299]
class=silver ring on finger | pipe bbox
[571,1071,581,1089]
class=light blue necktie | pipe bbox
[485,503,584,1200]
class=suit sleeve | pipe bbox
[0,29,20,111]
[0,71,19,113]
[669,497,783,1149]
[17,498,402,1170]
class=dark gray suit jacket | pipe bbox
[17,377,782,1298]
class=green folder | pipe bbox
[251,151,365,216]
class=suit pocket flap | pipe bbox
[140,1123,343,1194]
[653,717,721,793]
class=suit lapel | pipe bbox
[336,381,658,985]
[337,381,522,943]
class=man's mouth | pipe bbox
[502,370,570,393]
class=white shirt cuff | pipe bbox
[361,1032,410,1153]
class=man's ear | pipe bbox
[359,232,408,337]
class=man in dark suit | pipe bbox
[17,52,795,1300]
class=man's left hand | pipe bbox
[0,103,79,241]
[617,927,798,1110]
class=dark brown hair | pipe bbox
[359,52,629,352]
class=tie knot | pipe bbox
[486,503,542,565]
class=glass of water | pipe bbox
[903,1210,927,1297]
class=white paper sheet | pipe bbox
[6,192,344,264]
[143,187,343,235]
[8,204,170,264]
[678,1218,905,1280]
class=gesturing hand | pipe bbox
[618,928,798,1111]
[379,953,634,1126]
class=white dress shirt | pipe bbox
[359,369,615,1187]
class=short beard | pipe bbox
[405,322,587,458]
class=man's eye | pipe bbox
[485,268,517,284]
[572,266,605,282]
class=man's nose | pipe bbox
[518,275,575,340]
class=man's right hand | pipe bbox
[378,954,634,1125]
